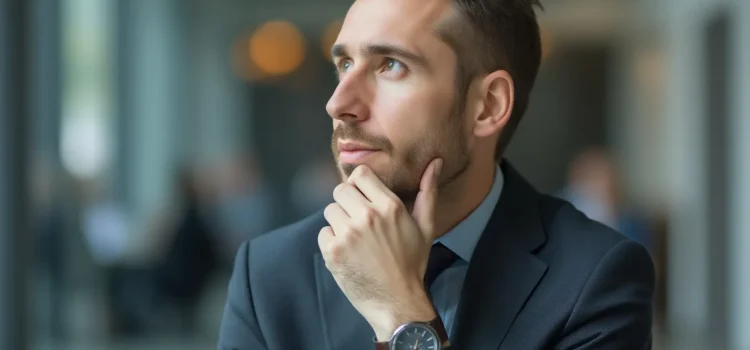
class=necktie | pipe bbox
[424,243,459,291]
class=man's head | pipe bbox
[328,0,543,203]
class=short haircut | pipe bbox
[436,0,544,158]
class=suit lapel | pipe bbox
[451,161,549,349]
[315,253,373,350]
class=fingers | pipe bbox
[333,182,371,218]
[411,158,442,238]
[324,202,350,227]
[322,203,353,259]
[419,158,442,193]
[330,160,441,241]
[345,165,394,204]
[318,225,335,252]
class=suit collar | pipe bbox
[492,160,547,252]
[437,163,504,262]
[451,160,549,349]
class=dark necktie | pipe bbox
[424,243,459,291]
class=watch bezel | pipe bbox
[389,321,441,350]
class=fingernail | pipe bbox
[435,159,443,178]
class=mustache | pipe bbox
[331,125,393,153]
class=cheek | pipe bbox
[373,80,457,151]
[384,116,460,165]
[377,85,451,121]
[372,90,422,140]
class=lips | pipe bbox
[337,141,377,152]
[337,141,379,163]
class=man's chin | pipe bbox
[337,163,419,202]
[338,161,386,179]
[339,163,358,178]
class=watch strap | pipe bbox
[372,316,451,350]
[427,316,451,348]
[374,337,389,350]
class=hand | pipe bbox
[318,158,443,341]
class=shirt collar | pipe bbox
[436,164,504,262]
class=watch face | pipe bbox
[391,323,440,350]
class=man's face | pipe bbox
[327,0,470,204]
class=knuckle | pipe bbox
[384,198,403,215]
[359,207,378,226]
[323,203,338,217]
[328,240,346,263]
[317,227,330,246]
[319,227,346,264]
[339,225,358,239]
[332,183,345,197]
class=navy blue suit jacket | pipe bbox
[218,162,655,350]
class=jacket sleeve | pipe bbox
[218,241,268,350]
[554,239,656,350]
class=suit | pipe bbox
[218,161,655,349]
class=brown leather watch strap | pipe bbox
[374,338,389,350]
[428,316,451,348]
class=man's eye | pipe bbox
[383,58,404,72]
[339,60,352,72]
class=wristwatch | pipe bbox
[374,316,451,350]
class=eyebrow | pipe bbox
[331,43,430,69]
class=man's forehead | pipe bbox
[338,0,454,45]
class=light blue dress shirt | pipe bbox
[432,165,504,338]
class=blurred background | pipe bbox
[1,0,749,349]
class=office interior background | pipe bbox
[1,0,749,349]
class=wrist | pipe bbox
[373,315,451,350]
[370,287,436,341]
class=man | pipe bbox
[559,147,654,252]
[218,0,655,348]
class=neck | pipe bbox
[432,158,497,239]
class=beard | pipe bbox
[331,97,471,205]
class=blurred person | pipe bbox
[81,181,131,267]
[289,154,340,217]
[559,147,653,252]
[219,0,655,349]
[152,166,219,335]
[31,161,68,339]
[80,178,144,337]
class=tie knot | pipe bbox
[424,243,458,290]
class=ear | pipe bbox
[473,70,514,138]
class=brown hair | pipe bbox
[436,0,544,158]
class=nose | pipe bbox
[326,71,370,124]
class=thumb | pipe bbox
[411,158,443,239]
